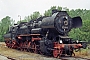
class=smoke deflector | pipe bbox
[72,16,82,28]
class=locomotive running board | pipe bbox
[18,34,41,36]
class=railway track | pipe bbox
[1,56,90,60]
[7,56,90,60]
[59,56,89,60]
[44,55,90,60]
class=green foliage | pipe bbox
[69,20,90,42]
[0,16,15,41]
[25,11,41,21]
[44,6,63,16]
[17,11,41,24]
[44,6,57,16]
[80,20,90,32]
[0,6,90,42]
[43,6,90,42]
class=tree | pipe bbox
[23,11,41,22]
[44,6,57,16]
[0,16,14,41]
[1,6,90,42]
[69,20,90,42]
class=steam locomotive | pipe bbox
[4,9,87,58]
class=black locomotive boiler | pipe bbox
[4,9,87,58]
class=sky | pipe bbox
[0,0,90,23]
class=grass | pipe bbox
[75,48,90,58]
[0,44,36,60]
[0,43,46,60]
